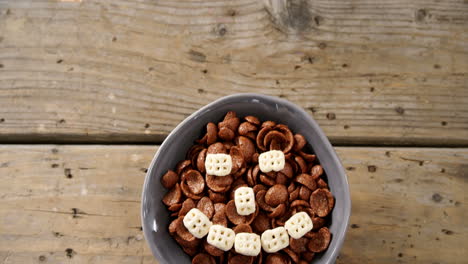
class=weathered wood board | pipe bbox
[0,145,466,263]
[0,0,467,145]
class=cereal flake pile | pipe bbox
[161,111,334,264]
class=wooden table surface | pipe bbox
[0,0,467,263]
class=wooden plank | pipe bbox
[337,147,467,263]
[0,145,156,264]
[0,145,466,263]
[0,0,467,145]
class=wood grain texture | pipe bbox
[0,145,156,264]
[0,145,466,263]
[0,0,467,145]
[337,147,467,263]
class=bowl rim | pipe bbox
[141,93,351,263]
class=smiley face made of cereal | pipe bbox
[162,111,334,263]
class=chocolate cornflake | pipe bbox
[307,227,331,253]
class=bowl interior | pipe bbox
[142,93,351,264]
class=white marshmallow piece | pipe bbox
[259,150,285,173]
[205,154,232,176]
[234,187,256,216]
[183,208,212,239]
[235,232,261,256]
[207,225,235,251]
[261,227,289,253]
[284,212,314,239]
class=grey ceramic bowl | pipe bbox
[142,93,351,264]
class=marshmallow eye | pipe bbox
[183,208,212,239]
[205,154,232,176]
[207,225,235,251]
[234,187,256,216]
[258,150,285,173]
[260,227,290,253]
[284,212,313,239]
[234,233,261,256]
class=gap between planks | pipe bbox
[0,136,467,148]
